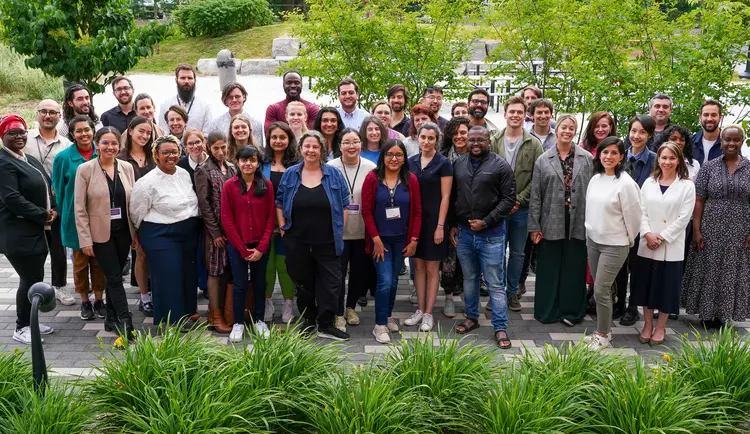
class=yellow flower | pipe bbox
[663,354,672,363]
[114,337,126,349]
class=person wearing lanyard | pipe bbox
[362,139,422,344]
[328,128,377,330]
[157,63,212,133]
[0,115,57,345]
[74,127,138,341]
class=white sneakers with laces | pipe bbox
[373,324,391,344]
[420,313,434,332]
[254,321,270,339]
[264,298,275,322]
[54,286,75,306]
[584,332,612,351]
[229,324,244,343]
[404,309,424,326]
[12,324,54,344]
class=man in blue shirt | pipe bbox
[692,99,723,165]
[336,77,369,130]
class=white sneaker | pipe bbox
[229,324,244,343]
[404,309,424,326]
[373,325,391,344]
[54,286,75,306]
[264,298,274,322]
[334,315,347,333]
[39,323,54,335]
[387,317,399,332]
[345,307,360,325]
[281,300,294,324]
[585,332,612,351]
[409,289,418,304]
[420,313,434,332]
[254,321,270,339]
[12,326,44,344]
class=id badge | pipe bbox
[347,204,361,215]
[110,208,122,220]
[385,206,401,220]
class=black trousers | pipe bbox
[339,239,369,314]
[614,237,640,311]
[45,218,67,288]
[284,237,341,328]
[92,229,133,322]
[519,234,536,283]
[6,253,46,330]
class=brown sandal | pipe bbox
[455,318,480,334]
[495,330,512,349]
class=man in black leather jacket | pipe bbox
[449,126,516,349]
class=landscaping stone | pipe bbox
[197,58,241,75]
[470,41,487,61]
[240,59,280,75]
[272,37,300,58]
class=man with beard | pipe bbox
[467,89,498,132]
[100,76,136,134]
[450,126,516,349]
[528,99,556,151]
[336,77,369,129]
[490,96,543,313]
[157,63,212,133]
[387,84,410,136]
[265,70,319,132]
[692,99,723,164]
[23,100,74,307]
[57,84,102,139]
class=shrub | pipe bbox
[0,383,93,434]
[0,45,64,101]
[173,0,276,37]
[0,351,32,416]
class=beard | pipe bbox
[701,121,718,133]
[471,108,485,119]
[177,83,196,103]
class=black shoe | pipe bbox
[508,293,522,312]
[357,296,368,307]
[612,305,625,320]
[299,317,317,337]
[93,300,106,319]
[619,306,640,326]
[399,264,407,276]
[518,281,527,296]
[480,280,489,297]
[453,285,464,296]
[668,313,679,321]
[139,300,154,317]
[317,325,350,341]
[122,256,131,277]
[80,302,95,320]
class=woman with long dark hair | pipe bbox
[654,125,699,181]
[579,112,616,157]
[359,115,388,163]
[223,145,276,342]
[362,139,422,343]
[314,107,344,159]
[262,122,299,324]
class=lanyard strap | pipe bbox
[179,96,195,115]
[97,158,118,208]
[386,178,400,207]
[341,158,361,200]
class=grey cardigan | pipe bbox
[528,145,594,241]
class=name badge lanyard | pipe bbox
[98,159,118,208]
[342,158,361,202]
[387,179,400,208]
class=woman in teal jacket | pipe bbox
[52,115,106,321]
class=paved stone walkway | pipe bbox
[0,254,746,379]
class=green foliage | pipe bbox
[172,0,276,37]
[285,0,479,109]
[0,45,64,102]
[486,0,750,133]
[0,0,168,94]
[0,351,32,416]
[0,383,93,434]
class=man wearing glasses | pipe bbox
[467,89,498,132]
[402,86,449,133]
[101,76,136,134]
[23,99,75,307]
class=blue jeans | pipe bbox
[456,226,508,332]
[504,207,528,294]
[227,243,270,325]
[373,235,406,325]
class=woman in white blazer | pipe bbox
[631,142,695,346]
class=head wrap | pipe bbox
[0,114,27,137]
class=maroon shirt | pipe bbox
[221,176,276,257]
[264,97,320,133]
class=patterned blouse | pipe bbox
[558,148,575,207]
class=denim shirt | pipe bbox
[276,162,350,255]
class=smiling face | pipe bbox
[383,144,405,173]
[36,100,62,130]
[156,141,181,171]
[1,126,27,152]
[135,99,155,120]
[418,128,438,153]
[556,118,576,145]
[668,131,686,150]
[532,105,551,129]
[373,103,392,126]
[649,98,672,126]
[504,103,525,129]
[452,105,469,118]
[658,147,678,177]
[522,89,539,107]
[97,132,120,159]
[285,105,307,129]
[320,112,338,136]
[184,134,205,160]
[70,89,91,115]
[73,121,94,147]
[721,128,743,158]
[131,123,152,148]
[225,87,245,113]
[231,119,250,142]
[269,127,289,153]
[209,140,228,163]
[468,128,490,157]
[167,111,186,137]
[422,90,443,114]
[365,122,381,145]
[700,104,722,133]
[593,117,612,143]
[628,121,650,150]
[599,144,624,174]
[113,79,133,106]
[468,94,489,120]
[452,124,469,152]
[389,90,406,113]
[239,154,260,176]
[338,84,358,111]
[340,131,361,161]
[283,73,302,99]
[301,136,323,164]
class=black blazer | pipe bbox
[177,156,199,191]
[0,148,53,256]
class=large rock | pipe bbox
[196,57,241,75]
[240,59,280,75]
[272,37,300,58]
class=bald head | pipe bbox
[36,99,63,131]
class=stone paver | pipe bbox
[1,253,742,378]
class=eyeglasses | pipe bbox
[114,86,132,93]
[4,130,28,138]
[186,141,203,148]
[158,150,180,157]
[341,140,361,147]
[385,153,404,160]
[226,95,244,101]
[470,99,489,106]
[467,138,488,144]
[424,95,443,102]
[37,109,60,117]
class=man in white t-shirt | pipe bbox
[691,99,723,165]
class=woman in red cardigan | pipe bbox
[221,145,276,343]
[362,139,422,344]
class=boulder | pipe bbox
[272,37,300,58]
[196,58,218,75]
[240,59,280,75]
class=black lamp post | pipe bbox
[28,282,56,393]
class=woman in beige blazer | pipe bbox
[631,142,695,346]
[74,127,137,341]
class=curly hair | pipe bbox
[441,116,471,154]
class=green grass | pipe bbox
[131,23,293,74]
[0,44,63,122]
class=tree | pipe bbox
[0,0,169,94]
[485,0,750,134]
[284,0,480,109]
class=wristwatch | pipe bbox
[481,220,488,229]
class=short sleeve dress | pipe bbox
[409,151,453,261]
[680,157,750,321]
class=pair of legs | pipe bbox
[265,234,295,301]
[227,243,269,324]
[412,258,440,315]
[92,229,134,337]
[587,238,630,337]
[373,235,406,326]
[72,249,105,302]
[131,248,150,299]
[504,208,528,295]
[533,237,587,324]
[45,218,67,288]
[339,239,368,314]
[6,253,46,332]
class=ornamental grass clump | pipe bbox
[0,351,32,415]
[670,326,750,424]
[381,334,497,432]
[0,382,93,434]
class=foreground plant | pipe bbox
[0,350,32,415]
[0,382,92,434]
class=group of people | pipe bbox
[1,64,749,350]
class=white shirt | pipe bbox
[686,158,700,181]
[327,156,377,240]
[701,137,714,165]
[585,172,642,247]
[205,110,264,147]
[129,166,200,228]
[637,177,695,262]
[24,129,71,175]
[157,95,212,133]
[403,137,420,157]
